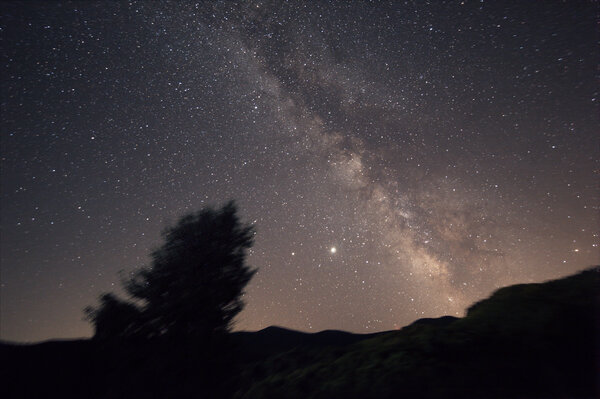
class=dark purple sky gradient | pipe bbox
[1,1,598,342]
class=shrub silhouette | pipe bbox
[84,293,141,340]
[85,201,256,342]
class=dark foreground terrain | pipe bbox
[2,267,599,398]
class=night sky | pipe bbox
[1,1,598,343]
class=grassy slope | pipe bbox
[237,267,599,399]
[1,267,597,398]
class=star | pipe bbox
[0,0,596,342]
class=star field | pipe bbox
[1,1,598,342]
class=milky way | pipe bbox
[1,1,598,342]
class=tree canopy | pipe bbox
[85,201,256,341]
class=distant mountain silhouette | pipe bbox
[232,326,385,361]
[1,267,598,398]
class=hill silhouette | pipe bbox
[1,267,598,398]
[237,267,599,398]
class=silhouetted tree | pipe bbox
[85,201,256,342]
